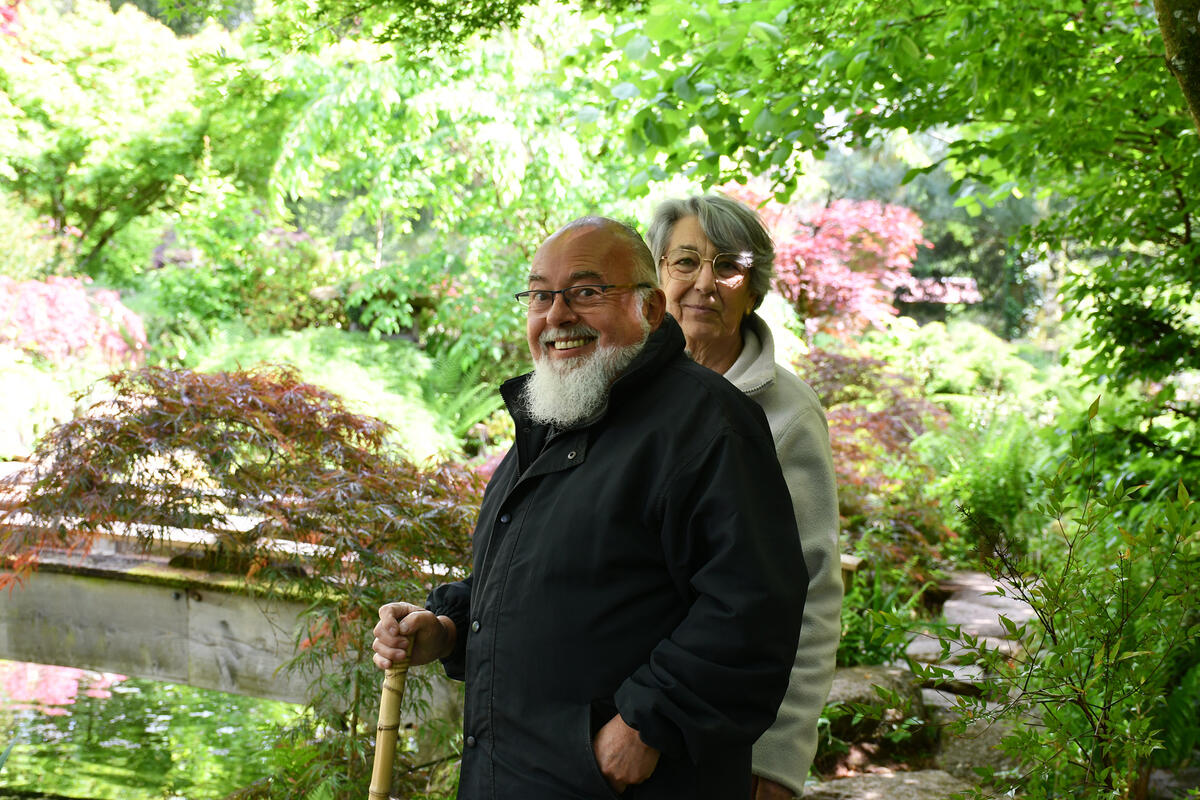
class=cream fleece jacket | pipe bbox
[724,314,843,796]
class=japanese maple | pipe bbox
[0,276,147,366]
[724,184,931,338]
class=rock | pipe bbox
[920,688,964,727]
[1149,764,1200,800]
[938,571,1001,596]
[943,598,1031,639]
[827,665,923,707]
[802,769,976,799]
[934,716,1019,783]
[958,590,1036,621]
[825,666,925,744]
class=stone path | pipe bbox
[801,570,1032,800]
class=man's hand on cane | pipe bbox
[372,602,457,670]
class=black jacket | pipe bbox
[428,316,808,799]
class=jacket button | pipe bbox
[471,619,481,633]
[567,451,577,460]
[466,735,477,748]
[499,513,511,524]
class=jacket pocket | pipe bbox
[580,700,626,800]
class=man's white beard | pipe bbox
[521,324,649,428]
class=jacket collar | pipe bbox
[723,313,776,397]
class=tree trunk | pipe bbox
[1154,0,1200,136]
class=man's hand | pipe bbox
[592,713,660,794]
[751,774,798,800]
[371,602,456,670]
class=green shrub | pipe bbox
[838,559,932,667]
[90,212,173,288]
[923,401,1200,799]
[914,411,1048,562]
[1051,384,1200,506]
[0,193,59,279]
[147,191,350,336]
[859,317,1058,421]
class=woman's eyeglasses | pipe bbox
[660,248,751,288]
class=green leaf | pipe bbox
[624,34,653,61]
[673,75,697,103]
[752,108,779,136]
[644,13,680,40]
[749,21,785,46]
[1088,395,1101,420]
[845,51,869,81]
[899,35,921,62]
[641,114,667,146]
[576,105,602,124]
[716,23,749,57]
[611,82,641,101]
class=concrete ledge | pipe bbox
[0,552,315,704]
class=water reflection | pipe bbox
[0,659,305,799]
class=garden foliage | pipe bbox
[0,276,146,365]
[920,404,1200,800]
[570,0,1199,458]
[727,183,932,338]
[798,344,950,583]
[0,0,208,277]
[0,365,485,798]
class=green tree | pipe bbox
[190,6,656,375]
[568,0,1197,373]
[0,0,211,277]
[561,0,1199,467]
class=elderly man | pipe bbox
[373,217,807,799]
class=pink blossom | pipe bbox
[0,276,147,365]
[1,1,20,37]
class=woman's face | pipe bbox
[660,215,758,350]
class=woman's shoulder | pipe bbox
[755,363,829,442]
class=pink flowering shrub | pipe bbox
[1,0,19,37]
[0,276,147,365]
[723,184,931,338]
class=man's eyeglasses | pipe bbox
[514,283,651,313]
[660,248,752,289]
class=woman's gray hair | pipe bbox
[646,194,775,309]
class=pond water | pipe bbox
[0,659,306,799]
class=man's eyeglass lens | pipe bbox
[515,284,642,312]
[662,249,750,287]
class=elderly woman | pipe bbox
[647,195,842,800]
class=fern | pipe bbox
[421,356,503,442]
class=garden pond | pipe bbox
[0,659,305,799]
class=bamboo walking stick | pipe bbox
[368,661,410,800]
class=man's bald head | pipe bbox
[548,217,658,288]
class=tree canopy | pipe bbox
[560,0,1198,393]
